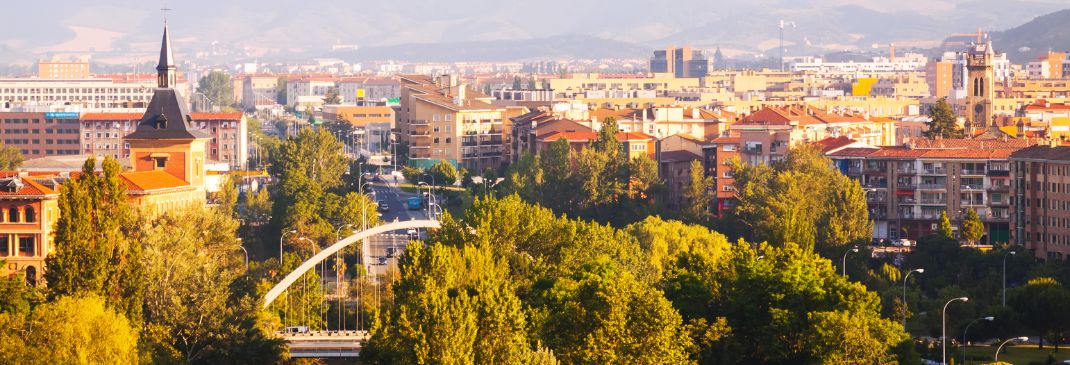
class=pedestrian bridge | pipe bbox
[284,330,369,358]
[263,219,441,308]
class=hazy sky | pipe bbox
[0,0,1065,63]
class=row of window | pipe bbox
[1,207,36,224]
[0,236,37,257]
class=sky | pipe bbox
[0,0,1066,64]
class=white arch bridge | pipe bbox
[265,219,442,358]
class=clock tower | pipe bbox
[964,40,995,130]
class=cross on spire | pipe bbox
[161,1,171,24]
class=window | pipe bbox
[154,157,167,169]
[24,207,34,223]
[7,208,18,223]
[0,236,7,257]
[18,236,33,257]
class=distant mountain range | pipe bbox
[0,0,1069,65]
[990,9,1070,63]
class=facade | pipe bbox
[585,106,732,141]
[657,134,707,210]
[0,112,82,158]
[650,46,709,78]
[0,174,59,285]
[241,75,279,110]
[0,75,188,111]
[704,137,740,217]
[37,60,90,79]
[735,106,896,165]
[1010,145,1070,260]
[81,112,247,169]
[338,77,401,104]
[964,42,996,129]
[321,105,396,153]
[286,77,337,108]
[829,139,1034,241]
[398,74,510,171]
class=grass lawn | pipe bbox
[961,345,1070,364]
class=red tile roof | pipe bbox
[814,136,859,153]
[829,146,1021,159]
[119,170,190,193]
[190,112,243,121]
[0,175,57,197]
[80,112,143,120]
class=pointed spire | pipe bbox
[156,25,177,88]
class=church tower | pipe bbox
[125,24,209,192]
[964,40,996,130]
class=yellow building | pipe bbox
[37,59,90,79]
[0,175,59,285]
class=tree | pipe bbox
[924,97,965,139]
[962,208,984,245]
[140,205,285,363]
[276,77,289,105]
[806,310,906,365]
[323,86,342,105]
[216,173,239,218]
[938,211,955,239]
[45,156,143,324]
[0,143,23,170]
[196,70,234,109]
[0,295,139,364]
[682,159,713,222]
[1011,277,1070,349]
[0,264,36,316]
[430,160,460,186]
[731,145,870,251]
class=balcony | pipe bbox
[961,169,986,176]
[987,185,1010,193]
[960,200,985,207]
[921,167,946,175]
[867,195,888,203]
[960,185,984,191]
[989,199,1010,207]
[863,182,889,189]
[896,167,917,175]
[847,166,863,175]
[987,169,1010,177]
[863,166,887,174]
[481,151,503,157]
[898,197,918,205]
[743,145,762,154]
[896,182,917,190]
[409,119,430,126]
[868,211,888,220]
[919,183,946,190]
[919,198,947,205]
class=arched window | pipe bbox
[24,266,36,287]
[8,208,18,223]
[24,206,34,223]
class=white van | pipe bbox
[282,326,309,334]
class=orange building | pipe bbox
[0,174,59,285]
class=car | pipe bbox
[372,175,384,182]
[282,326,309,334]
[407,197,422,210]
[893,239,916,247]
[378,256,388,265]
[386,247,397,258]
[377,200,390,212]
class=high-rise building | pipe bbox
[37,59,90,79]
[649,46,709,78]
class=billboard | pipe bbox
[44,112,80,119]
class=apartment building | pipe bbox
[704,137,740,216]
[286,76,337,108]
[241,75,279,110]
[1010,145,1070,260]
[0,75,188,110]
[585,106,733,141]
[828,139,1034,242]
[735,106,896,166]
[79,112,247,168]
[0,112,82,158]
[338,77,401,104]
[322,105,396,153]
[37,59,90,79]
[398,74,511,171]
[650,45,709,78]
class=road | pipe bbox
[358,174,430,279]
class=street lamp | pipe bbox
[942,297,969,365]
[334,223,353,332]
[962,316,994,365]
[1003,251,1016,307]
[994,337,1028,362]
[280,230,297,264]
[903,268,924,328]
[236,238,249,271]
[842,246,859,277]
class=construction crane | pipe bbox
[941,28,985,49]
[870,41,934,62]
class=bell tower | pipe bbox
[965,40,995,130]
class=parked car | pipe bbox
[282,326,309,334]
[893,239,916,247]
[378,256,388,265]
[386,247,397,258]
[378,200,389,212]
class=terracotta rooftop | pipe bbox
[813,136,860,153]
[0,176,57,198]
[119,170,191,194]
[659,150,702,162]
[1010,145,1070,161]
[829,146,1021,159]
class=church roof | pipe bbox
[126,25,208,141]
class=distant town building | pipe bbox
[1011,145,1070,260]
[650,45,709,78]
[37,59,90,79]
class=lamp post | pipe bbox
[236,238,248,271]
[1003,251,1016,307]
[903,268,924,328]
[962,316,994,364]
[280,230,297,265]
[995,337,1028,362]
[842,246,859,277]
[942,297,969,365]
[298,236,314,329]
[334,223,353,332]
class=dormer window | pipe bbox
[150,153,170,169]
[155,114,168,130]
[0,178,23,193]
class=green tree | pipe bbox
[536,261,694,364]
[430,160,460,186]
[196,70,235,109]
[216,173,239,218]
[140,205,286,363]
[961,208,984,245]
[276,77,289,105]
[0,295,139,364]
[0,264,37,316]
[1011,277,1070,349]
[0,143,23,170]
[806,310,906,364]
[683,159,713,222]
[924,97,965,139]
[731,145,870,251]
[45,156,143,324]
[938,211,955,239]
[323,86,342,105]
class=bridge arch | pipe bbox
[263,219,441,308]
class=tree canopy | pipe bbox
[196,70,234,109]
[924,97,964,139]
